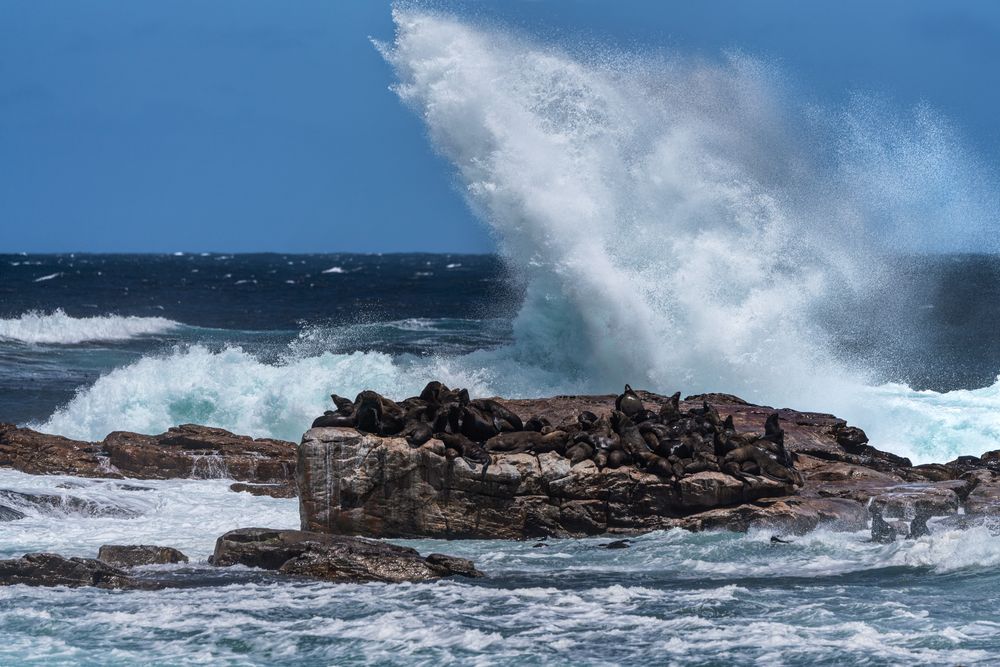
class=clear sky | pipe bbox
[1,0,998,253]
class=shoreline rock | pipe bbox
[0,423,296,492]
[0,553,144,589]
[97,545,189,568]
[298,385,1000,538]
[211,528,483,583]
[1,532,481,588]
[6,386,1000,540]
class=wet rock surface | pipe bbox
[0,423,296,488]
[229,482,297,498]
[299,382,1000,538]
[299,383,802,539]
[0,489,142,519]
[0,553,144,589]
[97,545,190,568]
[210,527,483,583]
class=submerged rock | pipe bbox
[0,553,143,589]
[229,482,297,498]
[97,545,189,568]
[0,505,26,521]
[210,527,483,583]
[0,489,141,519]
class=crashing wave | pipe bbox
[0,309,181,345]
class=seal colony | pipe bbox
[299,383,1000,540]
[310,381,803,488]
[298,382,809,539]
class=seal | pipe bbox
[352,391,384,434]
[402,421,433,448]
[460,406,499,441]
[615,384,644,418]
[658,391,682,422]
[311,413,354,428]
[907,505,932,539]
[330,394,355,414]
[870,504,897,543]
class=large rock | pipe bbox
[97,545,189,568]
[102,424,296,483]
[0,553,141,589]
[0,422,296,487]
[297,388,1000,538]
[297,427,799,539]
[0,424,112,477]
[210,527,482,583]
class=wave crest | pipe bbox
[0,309,181,345]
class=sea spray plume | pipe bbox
[378,9,871,402]
[379,9,998,408]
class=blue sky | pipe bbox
[1,0,998,253]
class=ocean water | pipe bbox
[4,7,1000,665]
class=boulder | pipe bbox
[0,553,142,589]
[97,545,189,568]
[210,527,482,583]
[0,423,112,477]
[102,424,296,483]
[0,423,296,485]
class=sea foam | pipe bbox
[0,309,181,345]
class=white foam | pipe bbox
[32,272,61,282]
[0,468,297,561]
[0,309,181,345]
[321,266,346,274]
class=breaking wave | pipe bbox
[0,309,181,345]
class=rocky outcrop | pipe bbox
[299,428,796,538]
[102,425,295,483]
[0,423,296,489]
[210,527,482,583]
[298,384,1000,538]
[97,545,189,568]
[298,383,803,539]
[0,553,142,589]
[0,423,110,477]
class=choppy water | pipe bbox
[4,7,1000,665]
[2,470,1000,666]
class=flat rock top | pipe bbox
[496,390,845,454]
